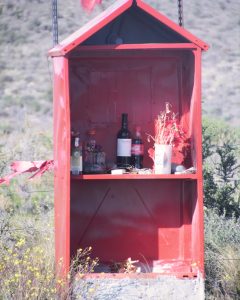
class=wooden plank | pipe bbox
[71,174,198,180]
[76,43,197,51]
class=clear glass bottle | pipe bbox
[71,131,83,175]
[84,129,106,174]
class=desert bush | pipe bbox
[203,117,240,299]
[0,238,57,299]
[0,197,55,299]
[0,204,98,300]
[204,209,240,299]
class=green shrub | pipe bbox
[202,117,240,217]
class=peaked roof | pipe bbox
[49,0,209,57]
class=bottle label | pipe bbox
[117,139,132,157]
[71,151,83,174]
[131,144,144,156]
[74,137,80,147]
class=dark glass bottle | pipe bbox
[131,126,144,169]
[117,113,132,168]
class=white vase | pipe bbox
[154,144,172,174]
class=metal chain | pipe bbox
[178,0,184,27]
[52,0,58,46]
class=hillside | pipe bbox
[0,0,239,156]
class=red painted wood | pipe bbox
[48,0,208,57]
[195,48,205,276]
[51,0,208,279]
[53,57,71,276]
[70,180,198,264]
[69,52,193,168]
[71,174,198,180]
[67,49,202,277]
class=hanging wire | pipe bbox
[52,0,58,46]
[178,0,184,27]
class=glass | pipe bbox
[84,129,106,174]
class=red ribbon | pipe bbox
[0,160,54,185]
[81,0,102,11]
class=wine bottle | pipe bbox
[131,126,144,169]
[117,113,132,168]
[71,132,83,175]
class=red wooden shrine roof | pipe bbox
[49,0,209,57]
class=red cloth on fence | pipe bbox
[81,0,102,11]
[0,160,54,185]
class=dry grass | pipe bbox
[205,209,240,299]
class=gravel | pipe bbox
[73,275,204,300]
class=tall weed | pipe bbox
[205,209,240,299]
[0,205,98,300]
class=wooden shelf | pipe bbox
[71,173,198,180]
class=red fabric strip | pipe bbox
[81,0,102,11]
[0,160,54,185]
